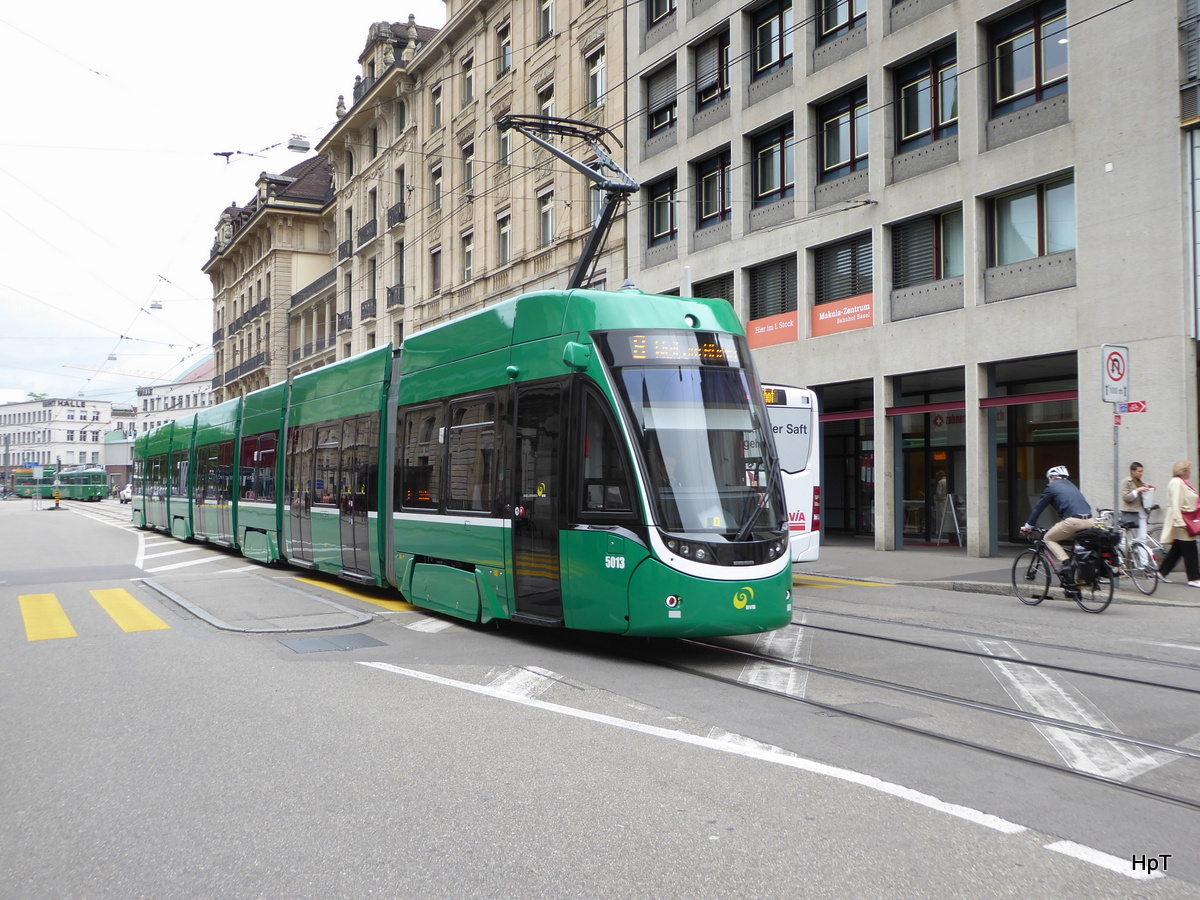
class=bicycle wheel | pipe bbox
[1126,542,1159,596]
[1012,548,1050,605]
[1076,573,1114,613]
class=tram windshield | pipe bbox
[598,330,785,541]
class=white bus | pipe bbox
[763,385,820,562]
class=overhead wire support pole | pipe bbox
[497,114,639,291]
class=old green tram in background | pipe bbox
[132,288,794,637]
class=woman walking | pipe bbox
[1157,461,1200,586]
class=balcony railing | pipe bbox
[337,311,352,331]
[357,219,378,246]
[212,327,224,343]
[386,284,405,308]
[291,268,336,308]
[387,201,406,228]
[338,240,353,261]
[361,298,377,320]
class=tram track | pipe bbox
[625,627,1200,814]
[793,605,1200,674]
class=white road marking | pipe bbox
[142,547,206,560]
[1044,841,1164,880]
[358,662,1026,835]
[404,617,454,633]
[143,556,224,573]
[973,639,1162,781]
[739,615,811,697]
[485,665,558,699]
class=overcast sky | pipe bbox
[0,1,447,406]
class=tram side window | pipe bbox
[341,414,379,514]
[314,425,341,507]
[446,397,496,512]
[399,405,444,509]
[169,450,188,499]
[241,432,278,501]
[147,454,166,497]
[581,392,634,513]
[287,426,315,509]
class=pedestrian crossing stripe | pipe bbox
[90,589,170,632]
[19,594,77,642]
[18,590,170,641]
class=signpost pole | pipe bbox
[1101,344,1131,522]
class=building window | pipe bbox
[344,150,355,179]
[497,214,512,265]
[462,57,474,106]
[892,209,964,289]
[696,150,731,227]
[695,30,730,110]
[539,192,555,246]
[395,100,407,132]
[462,143,474,195]
[587,46,606,109]
[498,24,512,74]
[753,1,793,79]
[752,122,794,206]
[430,247,442,293]
[648,175,677,245]
[647,65,677,136]
[431,86,442,129]
[370,126,379,158]
[748,257,797,320]
[896,46,958,153]
[991,0,1067,117]
[538,85,555,119]
[819,86,868,182]
[498,128,512,167]
[990,175,1074,266]
[461,232,474,281]
[539,0,554,39]
[431,166,443,211]
[66,430,75,442]
[820,0,866,43]
[649,0,676,27]
[694,273,734,304]
[815,233,873,304]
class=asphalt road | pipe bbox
[2,497,1197,898]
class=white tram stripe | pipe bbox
[486,666,558,699]
[973,639,1162,781]
[739,614,811,697]
[358,662,1026,835]
[1043,841,1165,880]
[142,547,206,560]
[405,617,455,633]
[143,555,225,573]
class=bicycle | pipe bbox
[1096,507,1160,595]
[1012,526,1117,613]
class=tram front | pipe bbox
[593,329,794,637]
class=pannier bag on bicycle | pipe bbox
[1073,526,1121,581]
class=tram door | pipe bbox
[339,414,375,575]
[287,426,315,564]
[511,385,563,622]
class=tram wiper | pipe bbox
[733,490,767,543]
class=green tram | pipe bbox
[132,289,793,637]
[13,467,56,498]
[57,466,108,501]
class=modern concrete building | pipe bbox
[623,0,1199,554]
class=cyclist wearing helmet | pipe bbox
[1021,466,1095,577]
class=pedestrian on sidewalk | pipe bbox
[1157,460,1200,587]
[1020,466,1094,585]
[1119,461,1154,540]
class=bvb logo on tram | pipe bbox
[732,587,756,610]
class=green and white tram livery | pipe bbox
[131,288,793,638]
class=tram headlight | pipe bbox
[693,545,708,562]
[678,543,691,557]
[666,539,678,553]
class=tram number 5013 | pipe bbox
[605,555,626,569]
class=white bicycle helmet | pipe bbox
[1046,465,1069,480]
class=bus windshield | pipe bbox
[599,331,785,540]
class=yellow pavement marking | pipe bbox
[293,577,415,611]
[793,574,887,589]
[19,594,77,641]
[90,589,170,633]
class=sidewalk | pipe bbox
[797,533,1200,608]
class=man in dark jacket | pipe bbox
[1021,466,1094,575]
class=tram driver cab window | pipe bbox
[581,392,633,513]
